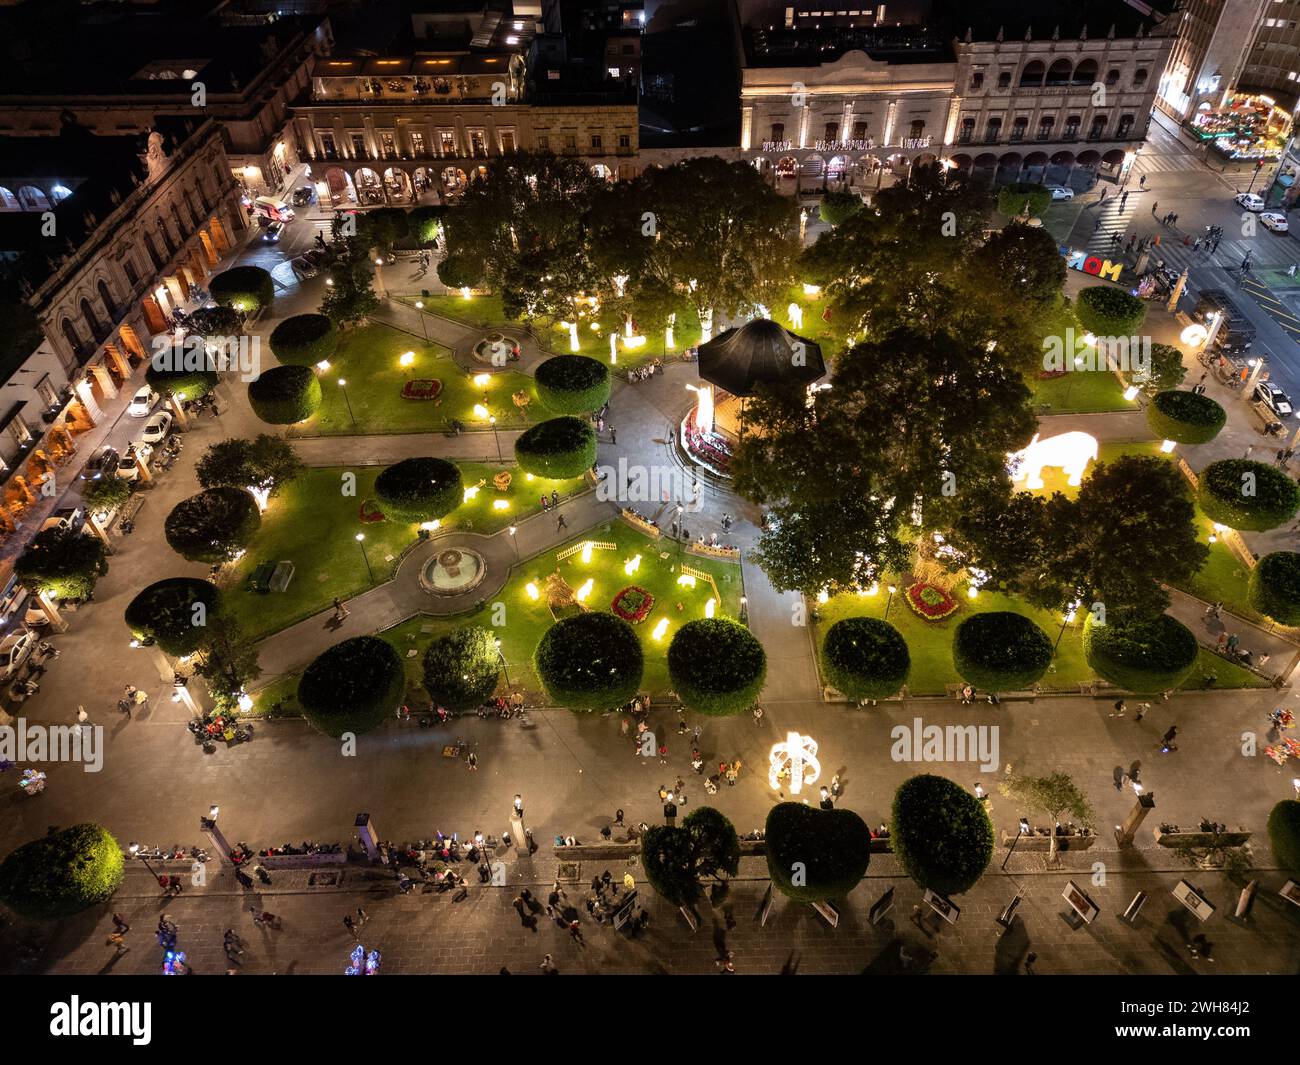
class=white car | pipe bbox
[141,411,173,445]
[1236,192,1266,212]
[127,386,159,417]
[0,629,36,678]
[40,506,85,534]
[1254,381,1294,418]
[1260,211,1289,233]
[116,442,153,482]
[1046,185,1074,201]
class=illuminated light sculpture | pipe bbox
[700,306,713,344]
[473,404,490,419]
[676,574,697,588]
[816,587,829,604]
[624,554,642,576]
[346,944,382,975]
[463,485,481,502]
[526,581,539,600]
[238,692,254,712]
[802,283,821,297]
[1180,323,1209,348]
[400,351,415,367]
[493,499,509,510]
[610,332,618,362]
[624,335,647,349]
[685,383,714,435]
[652,618,669,641]
[705,598,716,618]
[788,302,803,330]
[769,731,821,795]
[247,485,270,512]
[316,360,331,372]
[576,578,593,602]
[581,541,593,564]
[666,312,676,351]
[1123,385,1140,401]
[612,274,629,298]
[568,321,580,351]
[460,287,472,300]
[1160,439,1176,453]
[625,314,634,339]
[473,373,491,387]
[1008,431,1098,490]
[163,950,188,976]
[420,520,440,532]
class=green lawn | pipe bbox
[296,323,539,435]
[250,520,743,708]
[1257,267,1300,292]
[1028,369,1135,413]
[225,463,584,639]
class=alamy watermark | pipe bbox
[151,334,261,382]
[890,717,999,773]
[1042,328,1150,376]
[0,719,103,772]
[595,458,702,511]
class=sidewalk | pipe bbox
[1166,585,1299,679]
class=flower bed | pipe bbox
[401,379,443,400]
[611,585,655,623]
[904,582,959,621]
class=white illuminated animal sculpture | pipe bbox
[1009,431,1098,490]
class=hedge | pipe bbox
[1198,459,1300,531]
[997,182,1051,219]
[890,775,994,896]
[269,314,338,367]
[423,625,500,710]
[1249,552,1300,626]
[821,617,910,700]
[1267,799,1300,872]
[164,486,261,563]
[534,611,643,711]
[124,577,221,656]
[514,416,597,479]
[765,802,871,902]
[952,611,1052,691]
[437,254,482,290]
[1076,285,1146,337]
[374,457,463,523]
[209,266,274,313]
[667,619,767,716]
[819,190,865,226]
[1146,390,1226,444]
[248,364,322,424]
[534,355,611,414]
[1083,613,1198,693]
[145,363,218,400]
[0,823,124,919]
[298,636,405,737]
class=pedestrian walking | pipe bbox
[830,774,842,797]
[1226,632,1240,653]
[112,913,130,935]
[960,683,974,705]
[1205,600,1223,620]
[819,786,834,810]
[609,426,617,444]
[551,490,558,508]
[540,953,557,974]
[1025,952,1038,975]
[106,929,129,954]
[1159,725,1178,752]
[569,920,584,944]
[1120,190,1128,209]
[556,513,567,531]
[1151,200,1158,215]
[332,596,349,621]
[466,750,478,771]
[1113,699,1126,717]
[614,808,624,825]
[250,907,280,930]
[1094,217,1103,232]
[752,704,764,726]
[344,914,358,937]
[1215,631,1228,652]
[76,705,88,725]
[715,950,736,973]
[1135,702,1149,721]
[1099,187,1107,204]
[1140,174,1147,187]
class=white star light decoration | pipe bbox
[769,731,821,795]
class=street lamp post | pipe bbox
[489,414,502,463]
[675,503,685,557]
[884,584,897,622]
[338,378,357,429]
[355,533,375,585]
[129,842,161,887]
[496,638,511,689]
[413,299,430,342]
[1053,606,1078,656]
[1002,818,1030,871]
[507,525,519,561]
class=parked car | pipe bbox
[116,441,154,482]
[40,506,85,534]
[1046,185,1074,201]
[80,445,120,481]
[1235,192,1266,212]
[290,185,316,207]
[0,629,36,678]
[1260,211,1289,233]
[128,385,159,417]
[1254,381,1294,418]
[141,411,173,444]
[261,220,285,243]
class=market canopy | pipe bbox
[696,318,826,397]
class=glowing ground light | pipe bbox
[316,360,331,371]
[802,283,821,296]
[473,404,489,419]
[400,351,415,367]
[624,335,647,349]
[420,520,440,532]
[1181,323,1209,347]
[526,582,539,600]
[576,579,593,602]
[463,486,481,502]
[238,692,254,712]
[473,373,491,387]
[817,588,829,603]
[460,287,472,299]
[1123,385,1140,401]
[346,945,382,975]
[967,586,979,599]
[624,554,641,575]
[493,499,510,510]
[1161,439,1176,453]
[652,618,669,641]
[676,574,696,588]
[163,950,187,975]
[581,542,593,563]
[705,598,716,618]
[768,731,821,796]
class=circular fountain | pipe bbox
[419,547,488,596]
[472,332,520,365]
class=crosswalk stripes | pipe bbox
[1130,153,1201,176]
[1081,197,1140,255]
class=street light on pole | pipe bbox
[129,841,161,887]
[338,378,357,429]
[413,299,429,342]
[507,525,519,561]
[675,503,685,557]
[495,637,511,689]
[355,533,375,585]
[1053,602,1079,656]
[1002,818,1030,871]
[489,413,503,463]
[884,584,897,622]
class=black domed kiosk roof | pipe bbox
[696,318,826,397]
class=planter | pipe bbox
[611,585,655,623]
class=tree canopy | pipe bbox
[891,774,994,896]
[195,435,304,497]
[15,528,107,600]
[0,823,124,919]
[641,806,740,907]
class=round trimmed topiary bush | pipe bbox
[298,635,405,737]
[891,774,994,897]
[534,355,611,414]
[766,802,871,902]
[514,416,597,479]
[1268,799,1300,872]
[821,617,910,700]
[1146,390,1226,444]
[1076,284,1146,337]
[0,823,124,919]
[423,625,501,710]
[269,313,337,366]
[667,618,767,716]
[534,611,643,711]
[164,486,261,563]
[124,577,220,656]
[437,254,482,290]
[146,363,218,400]
[952,611,1052,691]
[248,365,322,424]
[209,265,274,312]
[374,457,462,523]
[1198,459,1300,531]
[1083,613,1198,692]
[819,190,864,226]
[1249,551,1300,626]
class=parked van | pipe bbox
[253,196,295,223]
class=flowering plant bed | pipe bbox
[401,379,443,400]
[904,582,959,621]
[611,585,655,623]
